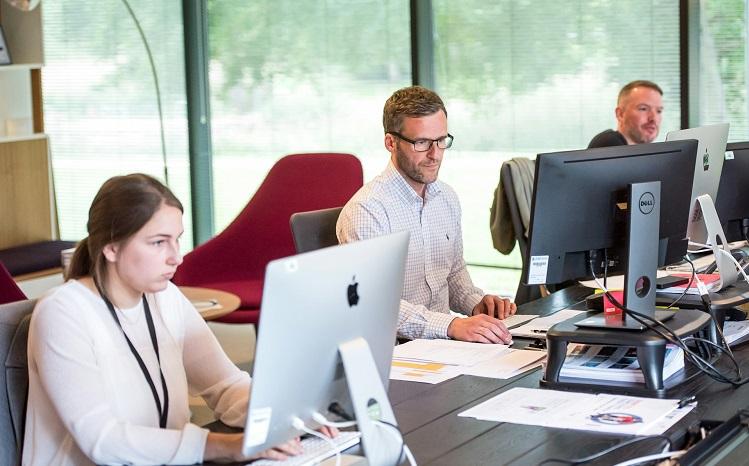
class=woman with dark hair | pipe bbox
[23,174,324,465]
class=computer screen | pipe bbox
[665,123,729,244]
[716,141,749,243]
[242,232,408,458]
[522,140,698,286]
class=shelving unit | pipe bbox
[0,3,56,250]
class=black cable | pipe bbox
[603,249,608,289]
[328,402,355,421]
[588,257,749,387]
[537,434,672,465]
[665,256,695,309]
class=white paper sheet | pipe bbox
[392,339,509,366]
[460,349,546,379]
[459,387,689,436]
[389,359,462,384]
[502,313,539,329]
[509,309,586,338]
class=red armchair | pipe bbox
[0,262,26,305]
[173,153,363,325]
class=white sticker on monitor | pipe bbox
[528,255,549,285]
[726,150,735,160]
[245,407,272,447]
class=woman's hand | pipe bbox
[204,426,338,463]
[204,432,302,463]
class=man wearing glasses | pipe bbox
[337,86,516,343]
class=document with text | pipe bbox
[459,387,692,435]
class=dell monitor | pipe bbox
[523,140,697,328]
[242,232,409,466]
[716,141,749,243]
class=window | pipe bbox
[207,0,411,230]
[43,1,192,247]
[432,0,681,282]
[697,0,748,141]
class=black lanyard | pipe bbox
[95,281,169,428]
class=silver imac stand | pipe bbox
[339,337,402,466]
[690,194,737,290]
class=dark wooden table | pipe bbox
[203,286,749,465]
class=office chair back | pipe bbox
[173,153,363,324]
[290,207,343,253]
[0,299,34,465]
[498,160,546,305]
[0,261,25,305]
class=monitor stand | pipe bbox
[339,337,402,466]
[689,194,738,291]
[541,309,710,397]
[577,181,664,330]
[541,182,712,397]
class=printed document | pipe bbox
[459,387,691,435]
[392,339,509,366]
[391,340,544,384]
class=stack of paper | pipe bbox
[459,387,695,435]
[390,339,546,384]
[559,344,685,384]
[723,321,749,346]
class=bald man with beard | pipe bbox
[588,80,663,148]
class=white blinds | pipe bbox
[432,0,681,268]
[207,0,411,230]
[698,0,748,142]
[42,1,192,247]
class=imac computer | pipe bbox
[665,123,729,242]
[242,231,409,466]
[716,141,749,243]
[523,140,713,396]
[665,124,737,289]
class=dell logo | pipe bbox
[347,275,360,307]
[638,192,655,215]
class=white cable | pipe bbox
[612,449,685,466]
[292,416,341,466]
[312,411,358,428]
[718,248,749,285]
[402,444,417,466]
[687,241,713,254]
[690,241,749,285]
[372,419,417,466]
[590,269,609,295]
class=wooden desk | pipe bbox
[202,287,749,465]
[179,286,240,321]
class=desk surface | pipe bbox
[204,286,749,465]
[179,286,240,321]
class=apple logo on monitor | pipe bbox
[347,276,360,307]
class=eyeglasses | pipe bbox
[388,131,454,152]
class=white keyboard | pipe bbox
[252,431,361,466]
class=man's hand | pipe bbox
[472,295,517,320]
[447,314,512,344]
